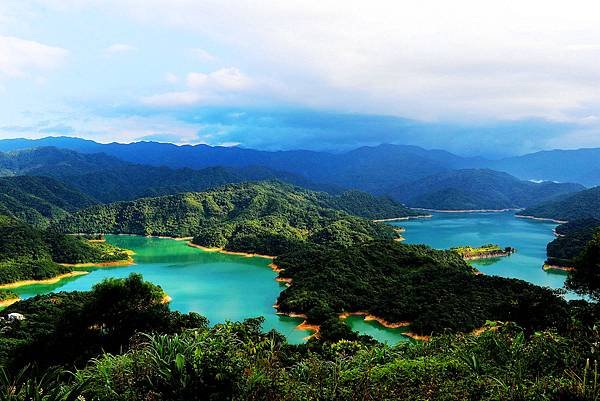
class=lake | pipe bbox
[11,235,313,344]
[393,211,567,290]
[10,211,562,345]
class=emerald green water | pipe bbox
[394,212,570,294]
[10,212,564,345]
[11,235,312,344]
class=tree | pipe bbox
[567,232,600,301]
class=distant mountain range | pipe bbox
[1,136,599,187]
[0,137,595,211]
[389,169,585,210]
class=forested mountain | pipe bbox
[486,148,600,186]
[0,146,127,177]
[276,241,567,336]
[0,147,342,202]
[4,136,600,188]
[388,169,584,210]
[0,215,130,285]
[520,186,600,221]
[546,219,600,267]
[0,138,482,192]
[53,182,407,255]
[0,176,96,227]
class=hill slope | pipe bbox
[520,186,600,221]
[388,169,584,210]
[52,182,405,255]
[0,176,97,227]
[0,215,130,285]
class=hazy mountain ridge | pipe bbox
[388,169,585,210]
[521,186,600,221]
[1,136,597,188]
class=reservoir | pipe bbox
[10,212,561,344]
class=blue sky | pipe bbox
[1,1,600,157]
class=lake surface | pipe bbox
[393,211,568,291]
[11,235,313,344]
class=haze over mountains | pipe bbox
[0,137,593,211]
[0,137,598,187]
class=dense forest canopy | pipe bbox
[0,215,130,285]
[546,219,600,267]
[521,186,600,221]
[0,176,96,227]
[53,182,409,255]
[275,241,568,337]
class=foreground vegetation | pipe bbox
[0,215,130,285]
[0,273,599,401]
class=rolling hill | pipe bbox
[387,169,584,210]
[52,182,409,255]
[520,186,600,221]
[0,176,97,227]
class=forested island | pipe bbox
[451,244,515,260]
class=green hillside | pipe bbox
[53,182,404,255]
[0,216,130,285]
[0,176,96,227]
[276,241,567,336]
[546,218,600,267]
[521,186,600,221]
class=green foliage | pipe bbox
[567,232,600,301]
[53,182,402,255]
[275,241,568,336]
[547,219,600,267]
[0,289,17,302]
[522,185,600,221]
[0,175,96,228]
[0,216,129,284]
[451,244,514,259]
[0,274,207,370]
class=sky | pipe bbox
[1,0,600,157]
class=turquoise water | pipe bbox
[344,315,412,344]
[393,212,569,292]
[12,235,312,344]
[10,212,565,345]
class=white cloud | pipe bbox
[190,47,216,62]
[144,67,255,106]
[0,35,68,79]
[61,0,600,123]
[104,43,137,54]
[165,72,179,83]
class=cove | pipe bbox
[393,211,573,296]
[10,235,313,344]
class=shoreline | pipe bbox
[373,214,432,222]
[187,242,275,259]
[339,311,411,329]
[543,263,574,273]
[0,271,90,289]
[273,305,320,339]
[462,251,513,261]
[0,297,20,308]
[515,214,568,224]
[60,256,135,268]
[414,207,522,213]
